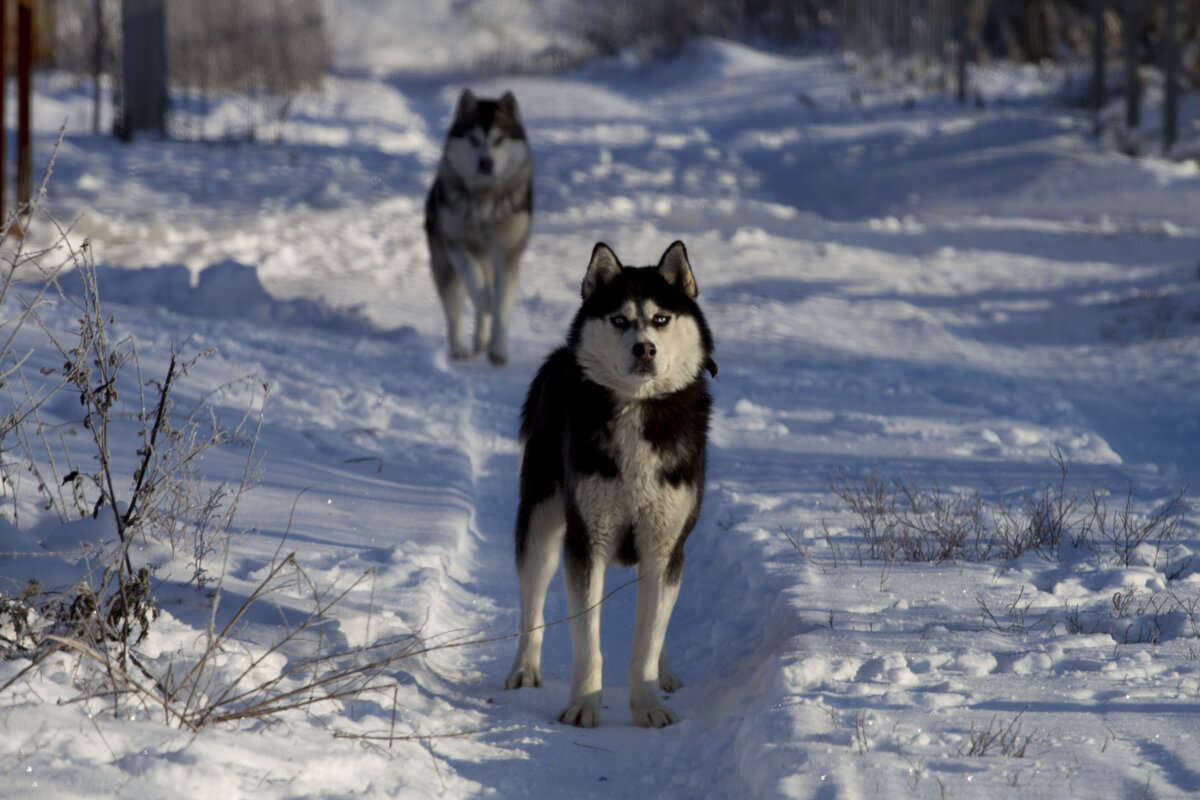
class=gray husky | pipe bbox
[425,89,533,366]
[505,241,717,728]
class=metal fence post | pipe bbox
[120,0,167,139]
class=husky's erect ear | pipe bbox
[498,91,521,122]
[582,243,623,300]
[656,240,697,299]
[455,88,478,120]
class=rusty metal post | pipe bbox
[1,0,8,224]
[17,0,32,209]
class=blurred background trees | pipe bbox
[20,0,1199,150]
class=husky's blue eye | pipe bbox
[610,315,629,329]
[652,314,671,327]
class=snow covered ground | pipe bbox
[3,4,1200,798]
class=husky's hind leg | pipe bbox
[486,230,527,366]
[506,492,563,690]
[628,558,682,728]
[657,649,682,692]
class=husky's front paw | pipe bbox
[557,700,601,728]
[632,704,677,728]
[487,347,507,367]
[504,667,541,690]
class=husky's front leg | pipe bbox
[559,549,605,727]
[434,273,470,360]
[628,559,682,727]
[444,244,494,356]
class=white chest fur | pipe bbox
[572,404,697,564]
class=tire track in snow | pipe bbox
[392,361,525,688]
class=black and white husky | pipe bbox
[425,89,533,366]
[505,241,717,728]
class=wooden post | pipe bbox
[1163,0,1178,153]
[1124,0,1140,131]
[955,0,968,104]
[93,0,104,134]
[1092,0,1106,116]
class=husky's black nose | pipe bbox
[478,156,494,175]
[632,342,656,361]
